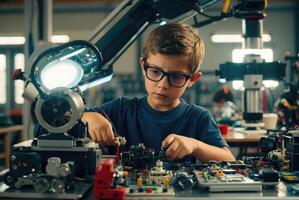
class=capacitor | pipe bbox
[163,177,170,188]
[51,178,66,193]
[171,171,193,191]
[137,177,143,186]
[34,177,50,193]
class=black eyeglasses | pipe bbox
[143,61,192,88]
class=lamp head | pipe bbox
[30,40,111,96]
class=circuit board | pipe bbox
[193,166,262,192]
[122,159,175,197]
[125,185,175,197]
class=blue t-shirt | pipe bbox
[98,96,228,156]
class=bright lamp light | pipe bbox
[232,80,279,90]
[30,40,111,95]
[232,81,244,90]
[263,80,279,88]
[0,35,69,45]
[40,59,84,90]
[211,34,271,43]
[232,48,273,63]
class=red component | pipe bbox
[218,124,229,135]
[93,158,126,200]
[262,89,268,112]
[116,144,120,165]
[146,188,153,193]
[12,69,24,80]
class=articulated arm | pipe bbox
[89,0,216,70]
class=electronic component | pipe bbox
[280,171,299,182]
[147,160,173,186]
[258,167,279,186]
[259,130,289,171]
[0,155,92,199]
[93,158,175,198]
[287,184,299,195]
[125,166,175,197]
[193,162,262,192]
[223,160,246,169]
[93,159,126,200]
[121,143,155,169]
[0,86,100,199]
[284,130,299,171]
[171,170,194,191]
[125,185,175,197]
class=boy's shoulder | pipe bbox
[105,96,145,108]
[184,102,210,115]
[182,102,216,123]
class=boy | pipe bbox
[82,23,235,163]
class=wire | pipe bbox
[192,11,233,28]
[197,10,218,19]
[116,143,120,165]
[264,0,268,9]
[194,4,227,19]
[97,107,124,164]
[222,0,231,14]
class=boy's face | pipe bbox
[140,53,202,111]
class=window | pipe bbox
[0,35,69,45]
[14,53,25,104]
[0,54,7,104]
[210,34,271,43]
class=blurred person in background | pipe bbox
[212,86,239,125]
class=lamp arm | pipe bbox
[87,0,221,70]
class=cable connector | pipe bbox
[114,137,126,146]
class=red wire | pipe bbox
[116,144,120,165]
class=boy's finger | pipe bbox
[101,131,109,145]
[165,140,179,157]
[107,131,115,146]
[107,127,115,144]
[103,131,114,146]
[89,130,96,142]
[103,126,114,145]
[169,145,183,160]
[176,147,186,160]
[97,130,105,144]
[162,134,175,149]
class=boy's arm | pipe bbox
[191,139,235,163]
[162,134,235,162]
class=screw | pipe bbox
[10,155,16,161]
[13,165,18,170]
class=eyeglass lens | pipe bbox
[146,66,189,87]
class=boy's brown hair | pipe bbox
[142,23,205,73]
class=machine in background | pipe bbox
[215,0,286,134]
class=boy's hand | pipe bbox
[81,112,115,146]
[162,134,197,161]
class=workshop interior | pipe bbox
[0,0,299,199]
